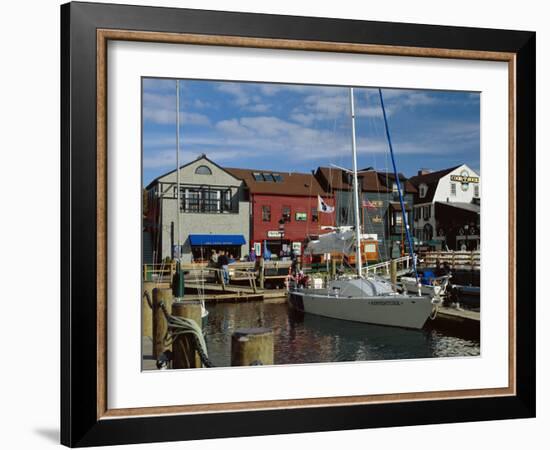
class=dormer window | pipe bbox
[419,183,428,198]
[195,165,212,175]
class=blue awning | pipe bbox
[189,234,246,246]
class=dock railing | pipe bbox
[364,255,411,277]
[143,260,293,291]
[420,251,480,270]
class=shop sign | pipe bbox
[267,230,284,238]
[451,170,479,191]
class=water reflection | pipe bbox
[204,301,480,367]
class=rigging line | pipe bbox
[367,96,387,260]
[366,90,390,262]
[378,88,419,283]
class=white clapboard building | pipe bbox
[409,164,480,251]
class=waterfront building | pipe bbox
[409,164,480,251]
[144,154,250,262]
[315,167,417,260]
[225,168,334,257]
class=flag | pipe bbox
[317,195,335,213]
[362,199,378,210]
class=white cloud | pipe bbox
[143,108,211,126]
[247,103,271,113]
[217,83,251,106]
[217,83,273,112]
[143,149,176,169]
[143,91,211,125]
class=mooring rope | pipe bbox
[143,290,153,309]
[159,302,215,368]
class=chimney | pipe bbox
[418,168,432,176]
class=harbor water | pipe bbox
[204,300,480,367]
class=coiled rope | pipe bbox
[159,301,215,368]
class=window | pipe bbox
[394,212,403,226]
[414,207,420,221]
[295,212,307,221]
[181,187,236,213]
[450,182,457,196]
[423,205,431,220]
[419,183,427,198]
[474,184,479,197]
[311,207,318,223]
[282,206,291,222]
[392,182,398,193]
[262,205,271,222]
[194,165,212,175]
[252,172,283,182]
[184,189,201,212]
[340,207,349,224]
[202,189,220,212]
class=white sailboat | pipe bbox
[288,88,437,329]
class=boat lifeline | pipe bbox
[288,88,438,330]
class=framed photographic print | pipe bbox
[61,1,536,447]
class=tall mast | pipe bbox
[176,80,181,257]
[349,88,362,278]
[378,88,419,284]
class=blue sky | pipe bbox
[142,78,480,186]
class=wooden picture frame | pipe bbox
[61,2,535,446]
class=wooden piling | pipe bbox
[231,328,274,366]
[390,259,397,286]
[259,258,265,289]
[142,281,156,339]
[152,287,173,359]
[172,300,203,369]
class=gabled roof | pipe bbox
[315,167,416,194]
[145,154,242,190]
[225,168,327,196]
[409,166,460,203]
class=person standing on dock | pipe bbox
[218,250,229,284]
[248,247,256,262]
[209,249,218,267]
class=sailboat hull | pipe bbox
[289,289,434,329]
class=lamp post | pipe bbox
[278,217,285,259]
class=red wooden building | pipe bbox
[225,168,335,257]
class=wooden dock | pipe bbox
[429,305,480,335]
[437,306,479,322]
